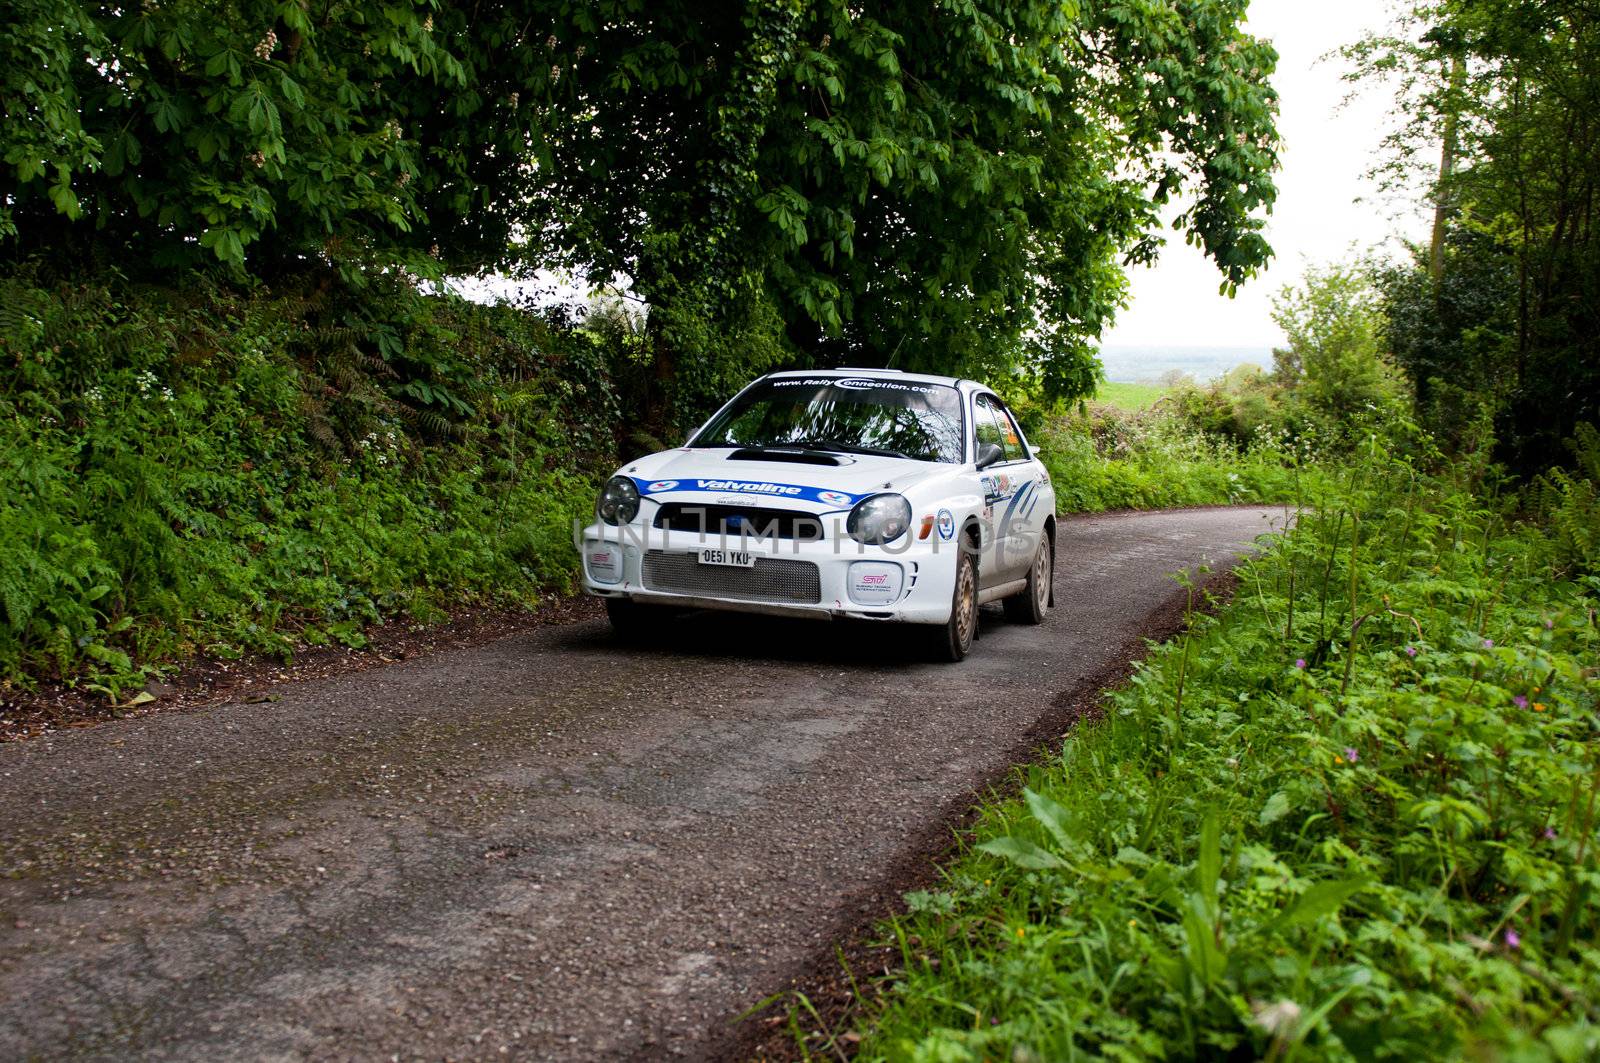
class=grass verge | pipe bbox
[1091,381,1170,412]
[850,446,1600,1060]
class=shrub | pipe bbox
[0,272,616,694]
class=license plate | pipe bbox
[698,548,757,568]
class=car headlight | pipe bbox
[596,476,640,525]
[847,493,912,545]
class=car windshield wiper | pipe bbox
[787,438,914,460]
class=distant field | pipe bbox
[1092,380,1169,410]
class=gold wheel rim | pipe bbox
[955,562,976,647]
[1035,543,1050,611]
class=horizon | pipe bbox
[1096,342,1276,384]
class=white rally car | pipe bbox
[577,369,1056,660]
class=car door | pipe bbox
[974,393,1042,583]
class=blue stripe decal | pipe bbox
[633,477,864,508]
[1001,480,1034,525]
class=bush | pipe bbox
[855,447,1600,1061]
[1033,400,1323,514]
[0,272,616,694]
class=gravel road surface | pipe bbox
[0,507,1283,1061]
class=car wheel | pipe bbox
[604,597,657,642]
[1003,536,1051,624]
[932,549,978,662]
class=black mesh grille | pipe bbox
[642,551,823,604]
[653,503,825,542]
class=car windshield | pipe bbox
[691,376,966,463]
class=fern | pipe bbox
[1532,423,1600,577]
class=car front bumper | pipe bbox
[577,521,960,624]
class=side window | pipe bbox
[973,395,1006,455]
[994,402,1027,462]
[975,395,1026,463]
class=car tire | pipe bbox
[604,597,657,642]
[932,549,978,662]
[1003,536,1051,625]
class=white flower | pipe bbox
[1251,999,1302,1038]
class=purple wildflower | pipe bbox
[1482,638,1494,650]
[1405,645,1418,658]
[1544,827,1558,841]
[1545,618,1555,630]
[1505,929,1521,949]
[1295,658,1307,670]
[1343,747,1359,764]
[1514,695,1529,710]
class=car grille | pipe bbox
[653,503,825,542]
[642,551,822,605]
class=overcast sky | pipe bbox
[1101,0,1431,349]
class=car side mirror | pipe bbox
[975,442,1004,470]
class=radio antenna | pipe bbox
[885,335,907,370]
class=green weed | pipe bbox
[855,448,1600,1060]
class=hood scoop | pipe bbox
[727,447,843,467]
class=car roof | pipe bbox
[763,367,983,393]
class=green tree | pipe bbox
[1271,263,1404,429]
[5,0,1282,433]
[513,0,1281,426]
[1347,0,1600,472]
[1,0,469,273]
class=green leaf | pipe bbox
[977,836,1065,870]
[1023,787,1076,851]
[1272,878,1369,931]
[1196,811,1222,919]
[1259,790,1290,825]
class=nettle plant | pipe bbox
[863,446,1600,1061]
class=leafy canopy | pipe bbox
[515,0,1282,401]
[4,0,1281,404]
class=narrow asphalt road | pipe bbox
[0,507,1283,1061]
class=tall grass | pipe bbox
[853,442,1600,1060]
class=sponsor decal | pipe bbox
[771,376,938,395]
[936,508,955,541]
[847,561,903,605]
[633,477,862,507]
[591,551,612,564]
[702,479,798,495]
